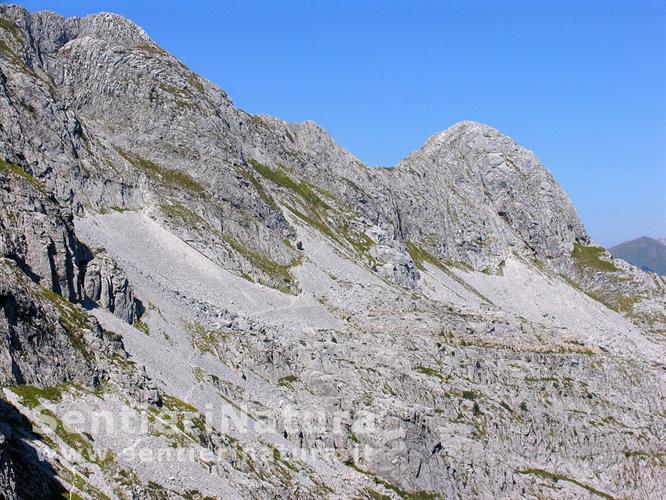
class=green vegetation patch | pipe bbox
[136,43,167,56]
[268,445,302,487]
[346,461,441,499]
[58,465,111,500]
[286,204,340,244]
[361,488,392,500]
[40,288,93,360]
[585,289,639,316]
[249,160,337,242]
[623,449,666,466]
[134,318,150,335]
[407,241,469,273]
[414,365,446,382]
[158,82,190,100]
[114,467,143,488]
[277,375,299,388]
[462,390,478,401]
[572,243,620,273]
[0,159,45,191]
[186,72,205,94]
[248,159,378,265]
[0,16,23,39]
[162,394,198,413]
[0,39,14,59]
[516,468,614,499]
[182,490,217,500]
[236,167,278,210]
[12,396,107,469]
[114,146,204,194]
[340,222,375,258]
[564,247,646,317]
[285,191,375,263]
[499,401,513,413]
[186,321,223,357]
[42,408,96,462]
[525,376,558,383]
[108,352,136,371]
[248,159,329,210]
[224,234,299,293]
[159,202,206,227]
[0,21,40,79]
[9,384,67,409]
[407,240,440,271]
[159,199,300,294]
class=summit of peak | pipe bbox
[0,4,152,47]
[414,121,510,156]
[432,120,502,141]
[75,11,152,45]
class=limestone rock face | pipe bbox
[0,397,67,499]
[371,244,421,288]
[0,166,87,302]
[375,122,590,272]
[83,248,142,323]
[0,256,96,387]
[0,430,15,500]
[0,4,664,499]
[0,161,142,323]
[0,254,149,390]
[0,3,588,281]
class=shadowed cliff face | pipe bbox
[0,397,67,499]
[0,4,664,499]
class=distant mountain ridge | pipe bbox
[610,236,666,275]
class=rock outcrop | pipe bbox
[0,4,664,499]
[0,159,142,324]
[0,160,87,302]
[83,247,142,323]
[0,398,66,499]
[376,121,590,272]
[0,256,96,387]
[0,3,589,284]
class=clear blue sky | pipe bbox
[17,0,666,246]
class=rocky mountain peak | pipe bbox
[421,120,499,149]
[381,119,589,272]
[1,6,664,499]
[0,4,151,51]
[75,12,151,46]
